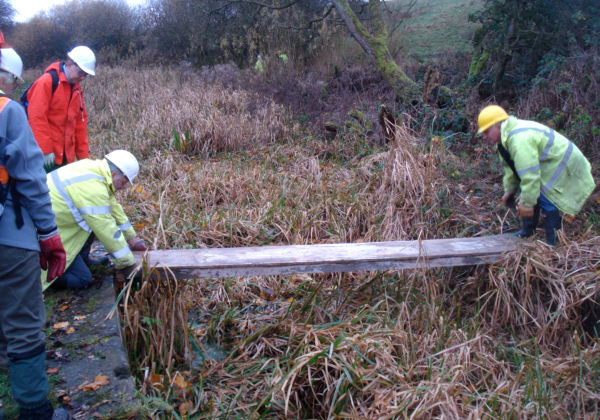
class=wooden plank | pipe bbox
[133,234,521,279]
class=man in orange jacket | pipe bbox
[24,46,95,172]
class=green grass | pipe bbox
[399,0,484,58]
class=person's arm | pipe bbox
[25,73,55,155]
[3,101,55,231]
[2,102,66,279]
[73,89,89,160]
[109,195,147,250]
[509,133,542,208]
[73,186,135,268]
[501,155,519,197]
[109,194,137,241]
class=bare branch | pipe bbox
[277,4,336,31]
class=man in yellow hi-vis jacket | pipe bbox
[43,150,147,289]
[477,105,595,244]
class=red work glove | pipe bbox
[39,229,67,281]
[128,237,148,251]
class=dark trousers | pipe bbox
[53,235,93,289]
[0,245,52,415]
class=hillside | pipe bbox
[401,0,483,58]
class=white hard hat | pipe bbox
[67,46,96,76]
[105,150,139,183]
[0,47,23,83]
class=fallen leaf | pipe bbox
[179,401,191,417]
[74,315,87,321]
[60,305,69,311]
[172,372,190,390]
[47,367,59,374]
[53,322,70,330]
[78,374,110,391]
[172,372,191,398]
[66,327,75,334]
[260,287,275,301]
[150,373,164,390]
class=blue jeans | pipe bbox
[56,254,92,289]
[54,235,93,289]
[538,193,558,212]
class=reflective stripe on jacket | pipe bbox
[26,61,89,165]
[43,158,136,288]
[500,116,595,215]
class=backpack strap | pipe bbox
[498,143,521,183]
[19,68,60,114]
[48,68,59,94]
[0,96,24,228]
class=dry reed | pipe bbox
[87,64,600,419]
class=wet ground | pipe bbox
[0,274,141,419]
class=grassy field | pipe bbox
[400,0,483,58]
[49,62,599,419]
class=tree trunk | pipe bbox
[332,0,418,102]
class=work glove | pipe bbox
[43,153,55,172]
[128,237,148,251]
[39,228,66,281]
[518,204,535,220]
[501,191,516,208]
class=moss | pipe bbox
[349,109,367,125]
[468,49,489,79]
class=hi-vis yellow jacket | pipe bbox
[500,116,595,215]
[42,158,136,288]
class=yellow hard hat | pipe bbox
[477,105,509,134]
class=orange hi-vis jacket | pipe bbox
[25,61,89,165]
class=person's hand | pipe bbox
[501,191,516,208]
[39,229,66,281]
[128,237,148,251]
[43,153,55,171]
[518,204,535,220]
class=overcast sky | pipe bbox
[11,0,148,22]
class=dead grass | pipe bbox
[90,64,600,419]
[85,65,290,156]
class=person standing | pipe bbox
[0,34,69,420]
[477,105,596,244]
[23,46,95,172]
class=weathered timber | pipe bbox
[133,234,521,279]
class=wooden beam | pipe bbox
[133,234,521,279]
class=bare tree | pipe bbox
[207,0,420,100]
[331,0,418,101]
[0,0,15,31]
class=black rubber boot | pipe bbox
[514,218,535,238]
[532,205,540,230]
[544,210,562,245]
[52,408,72,420]
[19,400,53,420]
